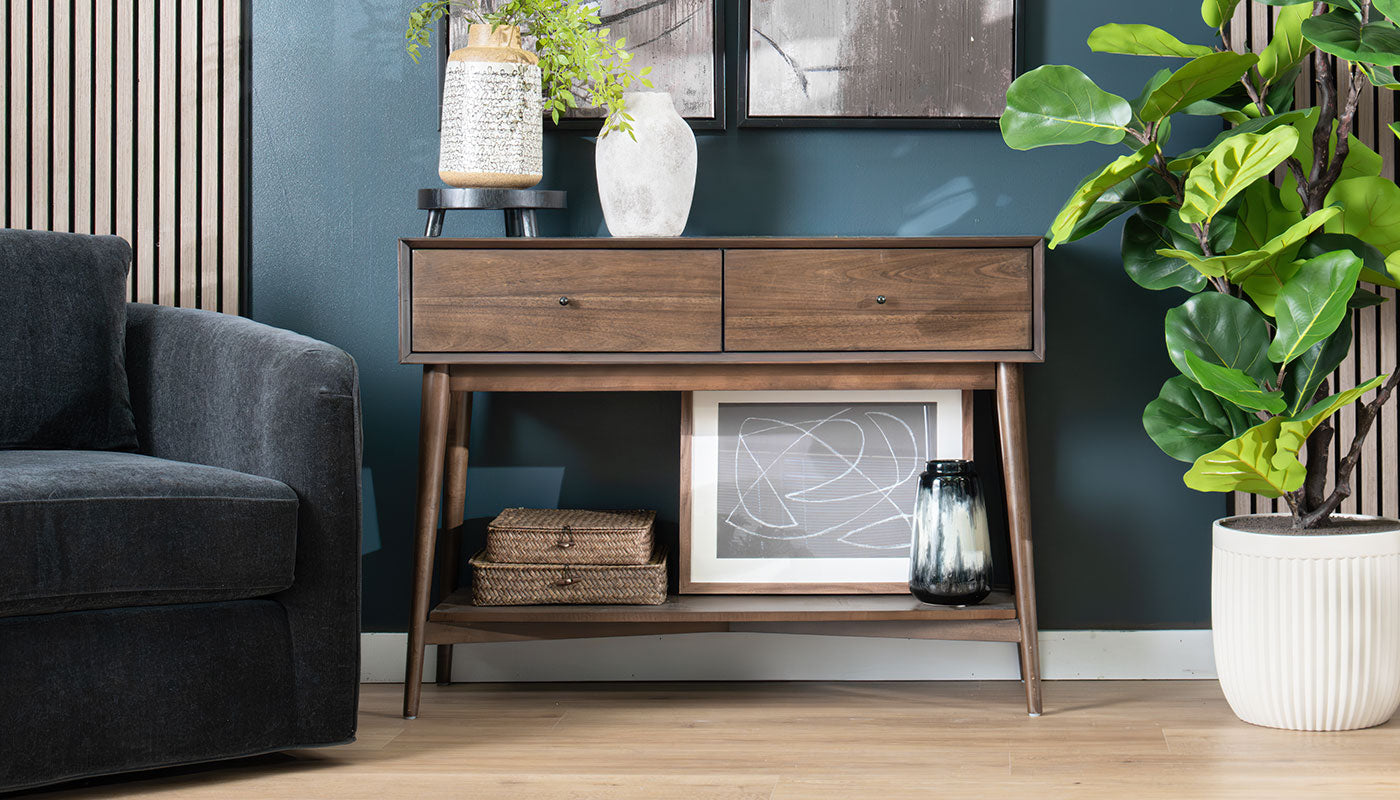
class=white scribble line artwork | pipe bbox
[723,407,925,551]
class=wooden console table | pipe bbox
[398,236,1046,719]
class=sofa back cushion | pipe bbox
[0,229,137,450]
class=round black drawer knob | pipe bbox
[876,295,887,305]
[558,296,570,306]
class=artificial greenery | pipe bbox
[405,0,652,136]
[1002,0,1400,529]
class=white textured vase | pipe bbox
[439,24,543,188]
[595,91,696,237]
[1212,515,1400,731]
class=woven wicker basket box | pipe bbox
[470,547,667,606]
[485,508,655,565]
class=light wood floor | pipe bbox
[30,681,1400,799]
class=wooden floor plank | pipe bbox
[29,681,1400,799]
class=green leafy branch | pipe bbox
[405,0,653,136]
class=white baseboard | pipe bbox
[361,629,1215,683]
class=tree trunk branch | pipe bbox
[1302,370,1400,528]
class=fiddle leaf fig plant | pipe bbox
[404,0,652,136]
[1002,0,1400,529]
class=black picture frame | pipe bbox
[736,0,1023,130]
[439,1,727,133]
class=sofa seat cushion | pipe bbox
[0,450,299,617]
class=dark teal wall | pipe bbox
[252,0,1228,630]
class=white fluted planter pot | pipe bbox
[1212,515,1400,731]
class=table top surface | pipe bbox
[418,188,568,210]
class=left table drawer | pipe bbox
[409,249,723,353]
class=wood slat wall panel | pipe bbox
[2,0,243,313]
[1230,3,1399,520]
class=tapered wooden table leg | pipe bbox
[404,365,451,719]
[997,362,1042,716]
[436,391,472,686]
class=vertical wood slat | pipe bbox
[222,0,240,313]
[52,0,71,232]
[0,0,7,227]
[201,0,220,308]
[116,0,135,297]
[92,0,111,236]
[30,0,48,231]
[136,0,156,303]
[158,0,177,306]
[10,0,28,228]
[179,0,199,308]
[73,0,93,234]
[6,0,242,313]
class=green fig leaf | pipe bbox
[1047,144,1159,248]
[1202,0,1244,29]
[1324,176,1400,255]
[1001,66,1131,149]
[1124,214,1210,291]
[1260,3,1316,85]
[1298,232,1398,288]
[1180,126,1300,225]
[1184,417,1306,497]
[1281,310,1353,416]
[1138,52,1259,123]
[1301,8,1400,67]
[1184,351,1287,413]
[1143,375,1259,462]
[1088,24,1215,58]
[1165,292,1275,383]
[1241,259,1305,316]
[1268,249,1364,366]
[1065,170,1175,244]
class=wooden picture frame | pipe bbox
[737,0,1022,129]
[680,389,976,594]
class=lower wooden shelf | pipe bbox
[424,592,1023,645]
[431,591,1016,623]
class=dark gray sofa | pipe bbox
[0,229,361,792]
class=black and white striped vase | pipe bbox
[438,24,543,189]
[909,460,993,605]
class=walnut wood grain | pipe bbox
[447,363,997,392]
[729,620,1023,642]
[403,235,1045,250]
[404,365,451,719]
[997,362,1042,716]
[422,619,1021,644]
[724,249,1033,352]
[428,591,1017,624]
[434,391,471,686]
[410,249,722,353]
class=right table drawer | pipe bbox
[723,248,1034,352]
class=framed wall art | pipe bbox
[681,390,973,594]
[444,0,726,130]
[738,0,1020,128]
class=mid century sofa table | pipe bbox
[398,236,1046,718]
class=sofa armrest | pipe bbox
[125,302,361,742]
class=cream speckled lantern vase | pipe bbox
[439,24,543,189]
